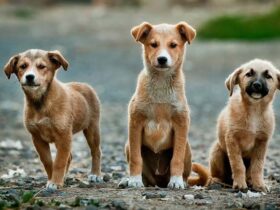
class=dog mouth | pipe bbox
[22,83,41,88]
[154,65,170,71]
[246,89,268,100]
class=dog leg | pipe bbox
[65,153,72,174]
[127,115,144,188]
[183,141,192,185]
[32,137,53,181]
[168,114,189,189]
[249,139,268,192]
[48,136,71,190]
[84,122,102,183]
[209,142,229,184]
[226,134,247,190]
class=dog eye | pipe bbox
[37,64,46,69]
[245,69,255,77]
[264,72,272,79]
[150,42,158,48]
[19,63,27,69]
[170,43,177,48]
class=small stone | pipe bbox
[103,174,111,182]
[183,194,194,200]
[206,183,222,190]
[111,200,128,210]
[112,172,124,179]
[194,194,204,199]
[142,191,167,199]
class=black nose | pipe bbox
[252,81,262,91]
[157,56,167,65]
[26,74,35,82]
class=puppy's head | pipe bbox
[225,59,280,101]
[131,22,196,72]
[4,49,68,98]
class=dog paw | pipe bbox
[252,182,269,193]
[88,174,103,183]
[127,175,144,188]
[168,176,186,189]
[233,179,248,191]
[46,182,58,191]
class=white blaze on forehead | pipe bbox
[158,49,172,66]
[29,49,38,56]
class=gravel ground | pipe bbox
[0,4,280,209]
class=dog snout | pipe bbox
[26,74,35,83]
[252,81,262,91]
[157,56,168,65]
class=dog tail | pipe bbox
[187,163,210,186]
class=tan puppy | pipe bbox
[192,59,280,192]
[4,49,102,190]
[121,22,197,189]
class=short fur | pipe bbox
[192,59,280,192]
[4,49,102,189]
[123,22,197,189]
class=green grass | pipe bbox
[198,6,280,41]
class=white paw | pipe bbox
[88,174,103,183]
[168,176,186,189]
[46,181,58,191]
[128,175,144,188]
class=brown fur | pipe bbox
[192,59,280,192]
[3,49,101,188]
[124,22,196,189]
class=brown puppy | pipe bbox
[4,49,102,190]
[196,59,280,192]
[121,22,196,189]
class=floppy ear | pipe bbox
[225,68,243,96]
[131,22,153,44]
[176,21,196,45]
[3,55,20,79]
[48,50,69,70]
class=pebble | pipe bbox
[142,191,167,199]
[103,174,111,182]
[194,193,204,199]
[206,183,222,190]
[111,200,128,210]
[183,194,194,200]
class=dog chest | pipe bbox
[26,117,56,142]
[143,120,173,153]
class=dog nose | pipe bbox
[252,81,262,91]
[26,74,35,82]
[157,56,167,65]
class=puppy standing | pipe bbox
[209,59,280,192]
[4,49,102,190]
[122,22,197,189]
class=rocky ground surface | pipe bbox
[0,3,280,209]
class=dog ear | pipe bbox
[48,50,69,71]
[176,21,196,45]
[225,68,243,96]
[131,22,153,44]
[3,55,20,79]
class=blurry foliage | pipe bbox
[92,0,142,7]
[198,5,280,40]
[12,7,34,19]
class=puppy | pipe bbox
[121,22,199,189]
[206,59,279,192]
[4,49,102,190]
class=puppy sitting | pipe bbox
[120,22,199,189]
[209,59,280,192]
[4,49,102,190]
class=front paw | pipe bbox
[168,176,186,189]
[88,174,103,183]
[46,181,59,191]
[127,175,144,188]
[233,178,248,191]
[252,180,268,193]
